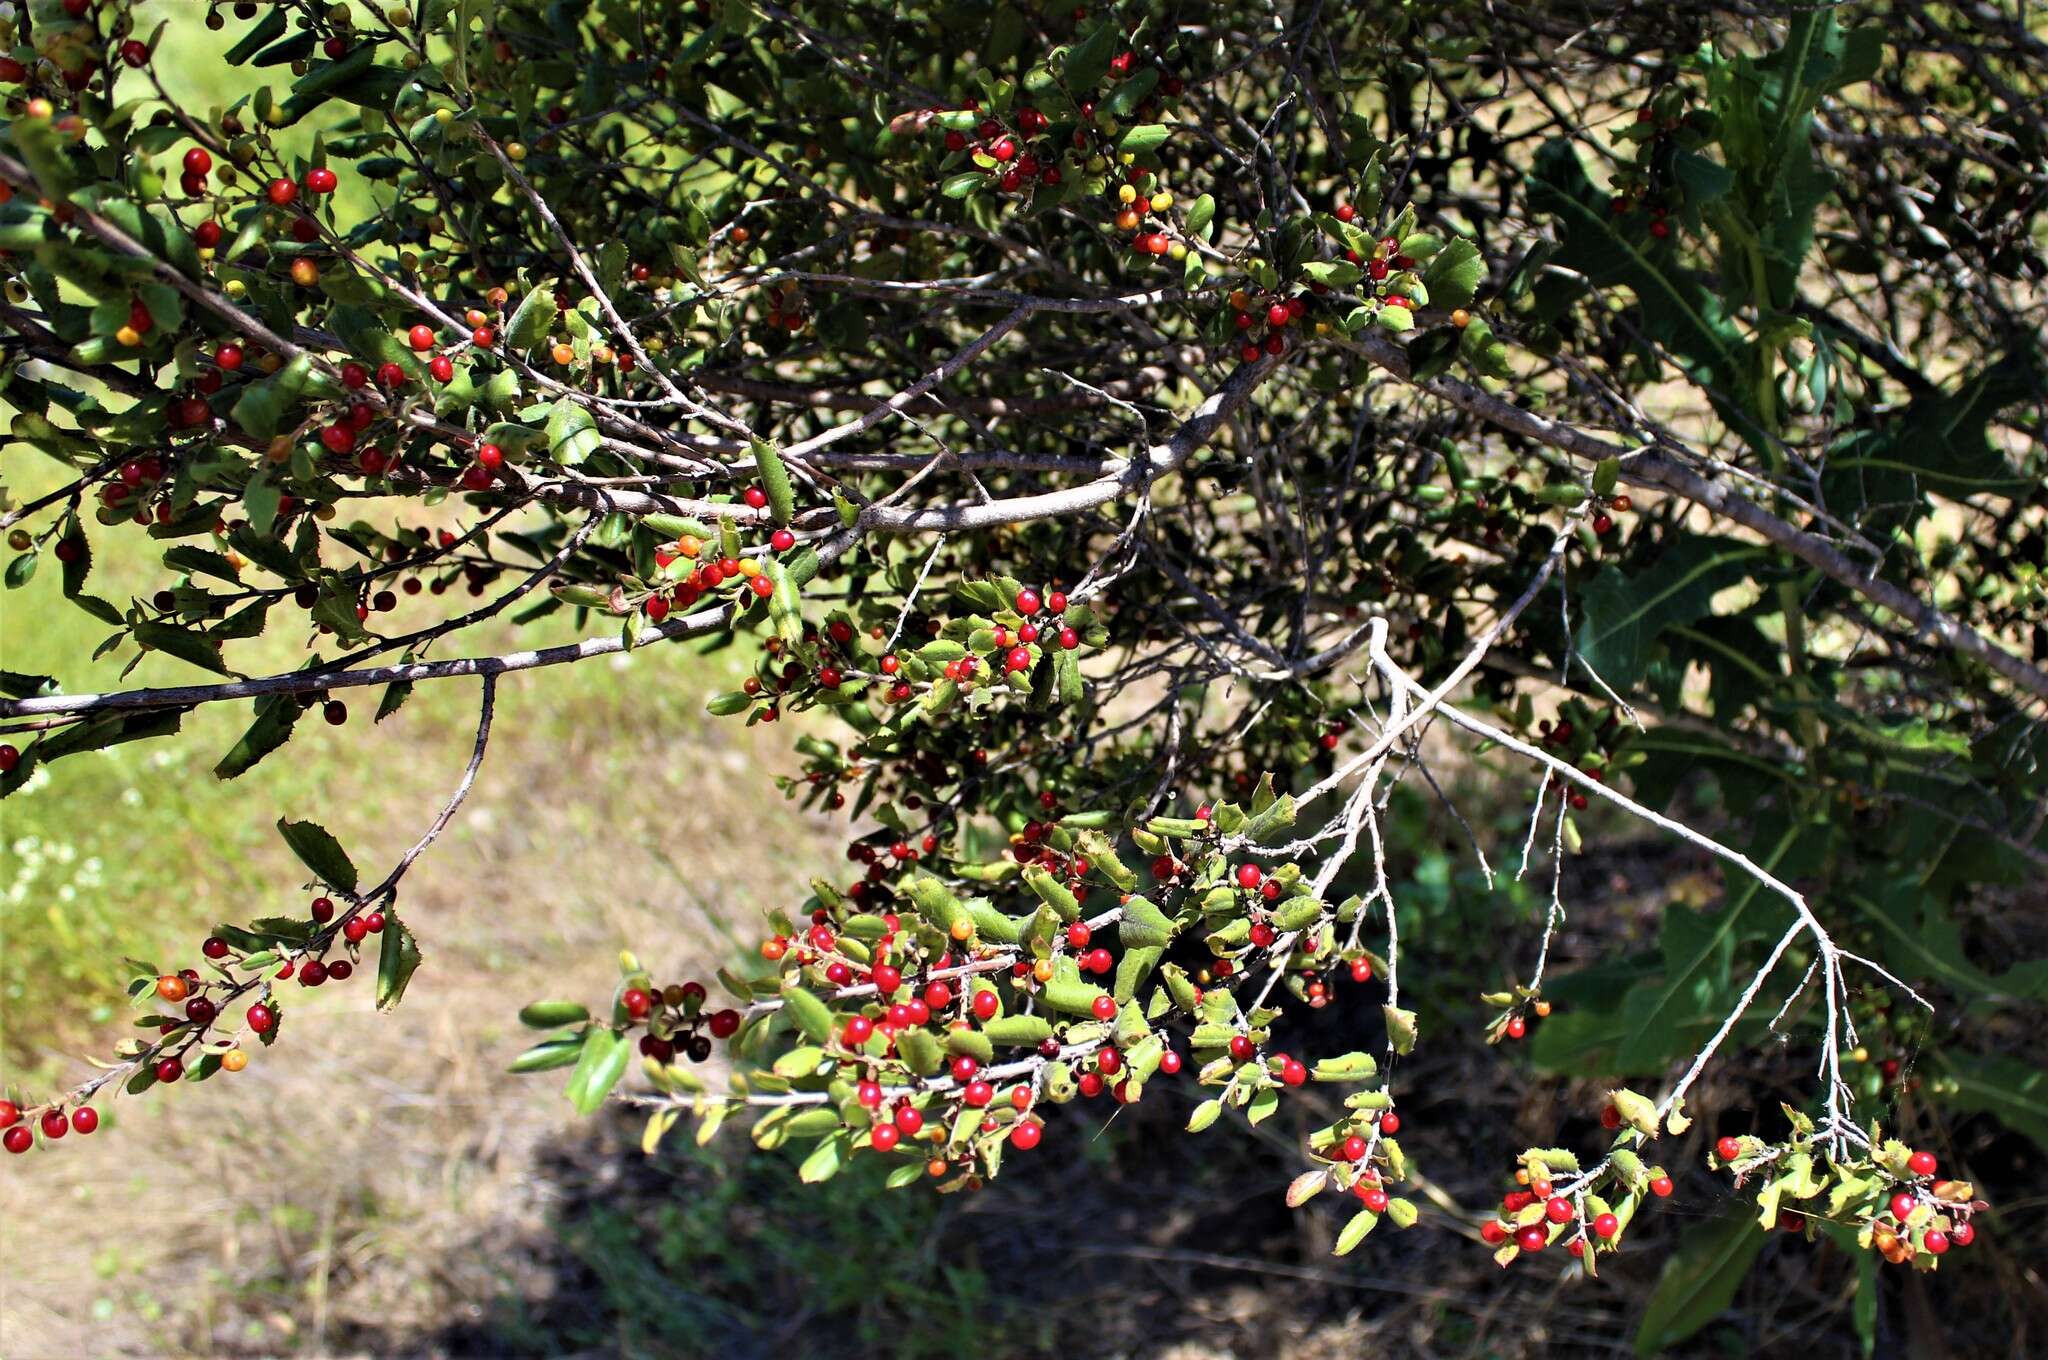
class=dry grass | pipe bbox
[0,645,842,1357]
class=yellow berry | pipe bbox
[1117,184,1136,204]
[221,1049,248,1072]
[1149,191,1172,212]
[114,324,142,347]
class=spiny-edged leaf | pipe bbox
[229,353,314,439]
[131,620,230,676]
[1420,238,1484,308]
[215,694,301,779]
[1631,1208,1767,1356]
[374,915,422,1010]
[276,817,359,891]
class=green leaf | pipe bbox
[1632,1208,1767,1356]
[1334,1208,1379,1255]
[508,1033,586,1073]
[545,398,601,465]
[276,817,359,891]
[751,438,795,525]
[215,695,300,780]
[1117,124,1170,155]
[374,915,421,1011]
[1575,534,1767,689]
[229,353,314,439]
[1934,1053,2048,1152]
[132,620,229,676]
[799,1133,847,1183]
[504,282,558,350]
[1420,238,1483,308]
[779,981,833,1043]
[982,1014,1053,1047]
[519,1000,591,1028]
[1185,193,1215,240]
[564,1027,629,1114]
[1063,24,1118,90]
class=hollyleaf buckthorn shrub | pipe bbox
[0,2,2042,1338]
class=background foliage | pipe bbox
[2,0,2045,1355]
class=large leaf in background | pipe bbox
[1575,534,1767,690]
[1704,8,1883,297]
[1609,821,1812,1073]
[1819,351,2040,521]
[1934,1053,2048,1153]
[1632,1207,1767,1356]
[1527,139,1753,414]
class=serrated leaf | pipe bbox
[276,818,359,892]
[375,916,421,1010]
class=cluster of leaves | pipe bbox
[1,1,2042,1335]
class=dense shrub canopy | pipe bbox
[1,0,2043,1345]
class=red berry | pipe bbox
[1228,1034,1255,1061]
[1066,922,1092,948]
[247,1003,275,1033]
[1715,1136,1743,1164]
[623,988,652,1018]
[843,1014,875,1045]
[1516,1225,1548,1253]
[3,1126,29,1154]
[1545,1196,1573,1223]
[708,1008,741,1038]
[1592,1212,1619,1239]
[1923,1229,1949,1254]
[266,177,299,206]
[1950,1221,1975,1247]
[155,1058,183,1083]
[970,990,999,1022]
[870,1123,901,1152]
[962,1080,993,1107]
[1090,994,1117,1020]
[856,1080,883,1108]
[1505,1015,1527,1040]
[1649,1175,1674,1197]
[770,528,796,552]
[477,443,504,470]
[407,324,436,352]
[1889,1192,1917,1222]
[40,1109,67,1140]
[1379,1112,1400,1134]
[1341,1135,1367,1162]
[429,354,455,383]
[1907,1150,1937,1177]
[193,221,224,249]
[70,1106,99,1135]
[1015,588,1041,615]
[1235,863,1263,890]
[1010,1119,1042,1150]
[304,167,338,195]
[1480,1220,1508,1245]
